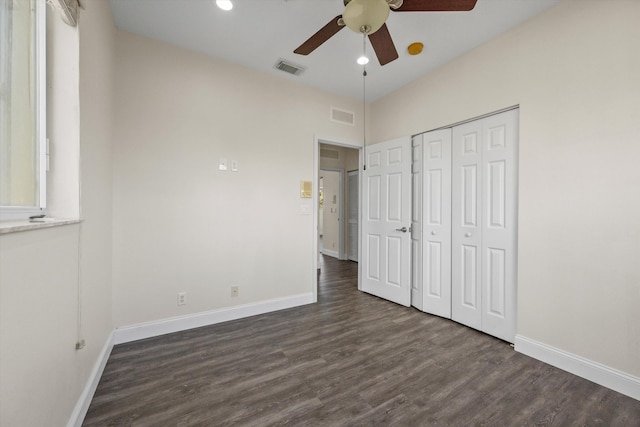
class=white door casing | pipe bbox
[411,135,423,310]
[362,136,412,307]
[422,128,452,318]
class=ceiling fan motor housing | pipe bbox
[342,0,390,34]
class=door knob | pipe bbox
[396,227,408,233]
[431,231,437,235]
[465,232,472,237]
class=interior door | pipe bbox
[451,109,518,341]
[361,136,412,306]
[452,120,483,330]
[422,128,452,318]
[347,170,359,262]
[480,109,518,342]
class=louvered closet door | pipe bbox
[480,109,518,342]
[452,121,484,331]
[422,129,452,318]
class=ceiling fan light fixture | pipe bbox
[357,55,369,65]
[342,0,390,35]
[215,0,233,11]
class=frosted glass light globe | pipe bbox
[216,0,233,11]
[342,0,389,34]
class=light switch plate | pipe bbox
[219,158,228,171]
[231,160,238,172]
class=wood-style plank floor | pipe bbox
[84,256,640,426]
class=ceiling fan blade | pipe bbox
[368,23,399,66]
[294,16,345,55]
[393,0,477,12]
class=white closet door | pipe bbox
[452,120,483,331]
[481,109,518,342]
[361,136,412,306]
[411,135,423,310]
[422,129,452,318]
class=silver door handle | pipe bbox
[431,231,437,235]
[396,227,408,233]
[465,232,472,237]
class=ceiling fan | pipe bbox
[294,0,478,66]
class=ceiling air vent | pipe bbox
[274,59,305,76]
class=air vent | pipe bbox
[274,59,306,76]
[330,107,355,126]
[320,148,340,160]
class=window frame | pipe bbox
[0,0,47,221]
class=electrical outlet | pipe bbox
[177,292,187,306]
[231,286,239,298]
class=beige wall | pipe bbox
[46,2,80,219]
[77,0,116,409]
[371,0,640,376]
[0,1,115,426]
[112,31,363,327]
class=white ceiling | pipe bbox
[109,0,560,102]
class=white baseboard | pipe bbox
[67,331,114,427]
[114,293,314,344]
[515,335,640,401]
[321,249,339,259]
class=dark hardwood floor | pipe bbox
[84,255,640,426]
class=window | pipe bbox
[0,0,46,220]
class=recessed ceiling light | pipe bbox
[357,56,369,65]
[216,0,233,11]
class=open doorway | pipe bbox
[313,138,361,302]
[319,169,342,259]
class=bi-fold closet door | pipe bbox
[415,109,518,343]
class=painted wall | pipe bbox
[0,1,115,426]
[371,0,640,377]
[112,31,363,328]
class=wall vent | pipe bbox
[320,148,340,160]
[274,59,305,76]
[330,107,355,126]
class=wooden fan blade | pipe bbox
[368,23,399,66]
[294,16,345,55]
[393,0,477,12]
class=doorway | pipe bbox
[313,138,362,303]
[319,169,342,259]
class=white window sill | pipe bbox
[0,218,81,234]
